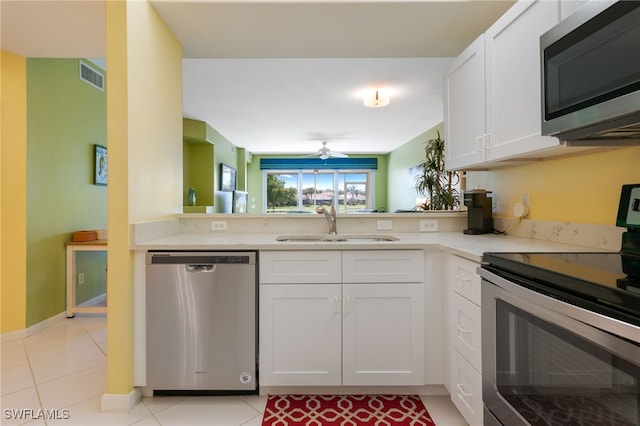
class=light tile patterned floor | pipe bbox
[1,315,468,425]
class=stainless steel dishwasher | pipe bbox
[145,251,257,395]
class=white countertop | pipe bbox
[134,232,608,263]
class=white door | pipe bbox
[444,34,486,171]
[342,283,425,386]
[485,0,560,161]
[259,284,342,386]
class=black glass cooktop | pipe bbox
[482,252,640,324]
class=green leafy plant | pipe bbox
[414,131,461,210]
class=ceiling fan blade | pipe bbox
[299,141,349,159]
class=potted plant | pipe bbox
[414,131,460,210]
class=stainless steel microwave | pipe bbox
[540,0,640,145]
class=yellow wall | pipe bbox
[126,2,183,222]
[467,146,640,225]
[105,0,183,395]
[1,50,27,333]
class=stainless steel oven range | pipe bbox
[480,184,640,426]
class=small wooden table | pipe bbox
[65,240,107,317]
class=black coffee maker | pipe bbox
[463,189,493,235]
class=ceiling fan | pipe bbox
[307,141,349,160]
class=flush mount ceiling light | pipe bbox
[363,89,390,108]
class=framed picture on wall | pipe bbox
[233,191,248,213]
[94,144,108,186]
[220,163,237,191]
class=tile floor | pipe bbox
[1,314,469,425]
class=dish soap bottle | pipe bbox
[187,187,196,206]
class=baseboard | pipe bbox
[100,387,142,412]
[78,293,107,307]
[259,384,448,397]
[1,312,66,343]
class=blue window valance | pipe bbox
[260,158,378,170]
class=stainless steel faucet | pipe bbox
[316,205,337,234]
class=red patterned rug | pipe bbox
[262,394,436,426]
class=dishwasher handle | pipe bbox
[185,264,216,273]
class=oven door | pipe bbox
[481,270,640,426]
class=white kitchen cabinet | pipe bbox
[445,253,484,426]
[450,252,482,306]
[484,0,561,161]
[259,251,342,386]
[444,34,486,171]
[450,291,482,373]
[342,250,425,283]
[259,284,342,386]
[450,349,484,426]
[445,0,564,171]
[259,250,425,387]
[259,251,342,284]
[342,282,424,385]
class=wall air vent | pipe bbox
[79,61,104,91]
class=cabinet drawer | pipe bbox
[260,251,341,284]
[342,250,424,283]
[450,349,483,426]
[450,255,481,306]
[450,291,482,372]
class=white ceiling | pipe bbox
[1,0,514,155]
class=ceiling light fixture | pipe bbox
[363,89,390,108]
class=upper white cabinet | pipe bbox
[444,35,486,170]
[445,0,564,171]
[484,0,561,161]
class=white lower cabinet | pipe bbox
[259,250,425,387]
[342,283,424,385]
[259,284,342,386]
[445,253,484,426]
[450,350,484,426]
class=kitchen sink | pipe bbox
[275,234,399,242]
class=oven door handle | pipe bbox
[478,267,640,343]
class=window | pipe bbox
[264,169,373,213]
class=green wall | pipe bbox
[183,118,239,212]
[246,154,389,213]
[387,123,444,212]
[26,59,107,325]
